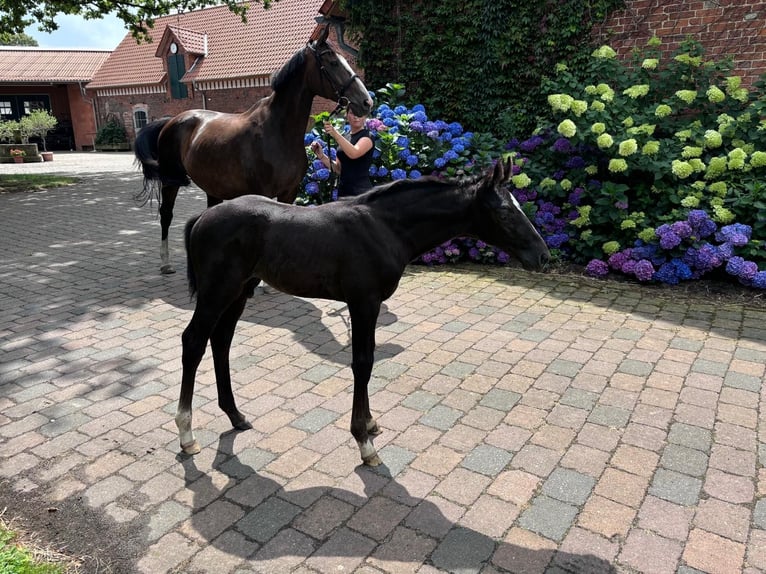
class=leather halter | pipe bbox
[308,41,359,113]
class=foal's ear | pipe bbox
[490,157,510,187]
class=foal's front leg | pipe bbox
[348,301,382,466]
[210,288,253,431]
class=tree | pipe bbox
[20,110,58,151]
[0,0,277,43]
[0,31,37,45]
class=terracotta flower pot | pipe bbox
[13,156,23,163]
[41,152,53,161]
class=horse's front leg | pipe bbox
[210,286,254,431]
[159,185,179,274]
[348,300,382,466]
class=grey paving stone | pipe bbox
[649,469,702,506]
[145,501,192,542]
[541,468,596,505]
[461,444,513,476]
[587,405,631,428]
[668,423,712,453]
[660,444,709,477]
[291,407,341,433]
[236,496,301,543]
[617,359,653,377]
[669,337,704,352]
[517,329,552,342]
[613,327,643,340]
[299,364,340,383]
[375,445,416,478]
[723,371,762,392]
[441,361,476,378]
[420,405,463,431]
[479,389,522,412]
[221,448,276,476]
[546,359,582,378]
[754,499,766,529]
[560,388,598,410]
[690,359,727,376]
[443,320,472,333]
[430,526,495,574]
[372,361,409,380]
[518,495,578,542]
[402,391,441,411]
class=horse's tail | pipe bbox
[133,118,170,206]
[184,213,203,298]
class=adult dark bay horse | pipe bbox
[177,158,550,466]
[134,25,372,274]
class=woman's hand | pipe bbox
[310,140,324,157]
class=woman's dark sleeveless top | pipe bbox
[337,128,374,197]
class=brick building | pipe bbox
[87,0,355,145]
[593,0,766,84]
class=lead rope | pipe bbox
[324,97,349,200]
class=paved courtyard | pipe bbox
[1,154,765,573]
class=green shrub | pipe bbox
[95,119,127,145]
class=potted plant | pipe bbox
[9,148,25,163]
[21,110,58,160]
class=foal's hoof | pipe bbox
[160,264,176,275]
[180,440,201,455]
[362,453,383,467]
[232,419,253,431]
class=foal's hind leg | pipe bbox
[348,300,383,466]
[176,307,218,454]
[159,184,180,274]
[209,282,255,431]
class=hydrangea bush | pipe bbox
[510,37,766,288]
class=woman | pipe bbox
[311,108,374,197]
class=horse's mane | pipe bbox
[356,176,464,205]
[271,47,306,92]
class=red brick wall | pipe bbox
[593,0,766,85]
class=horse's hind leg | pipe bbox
[159,184,179,274]
[209,282,255,431]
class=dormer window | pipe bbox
[167,50,188,99]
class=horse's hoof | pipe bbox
[160,264,176,275]
[180,440,201,455]
[363,453,383,467]
[232,419,253,431]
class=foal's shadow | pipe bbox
[178,432,616,573]
[240,290,404,361]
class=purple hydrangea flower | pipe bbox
[585,259,609,277]
[634,259,655,281]
[552,137,573,153]
[520,135,545,152]
[670,221,693,239]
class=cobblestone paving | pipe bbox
[1,156,765,573]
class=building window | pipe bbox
[134,109,148,130]
[0,101,11,118]
[167,53,189,99]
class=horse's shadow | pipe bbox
[237,290,404,363]
[177,432,616,573]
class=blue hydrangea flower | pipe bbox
[406,154,419,166]
[305,182,319,195]
[409,170,422,179]
[391,168,407,180]
[412,110,428,123]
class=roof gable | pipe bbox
[88,0,324,90]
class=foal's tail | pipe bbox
[184,214,203,298]
[133,118,170,206]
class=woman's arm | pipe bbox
[324,122,373,159]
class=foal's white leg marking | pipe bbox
[175,408,200,455]
[160,239,175,274]
[358,440,382,466]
